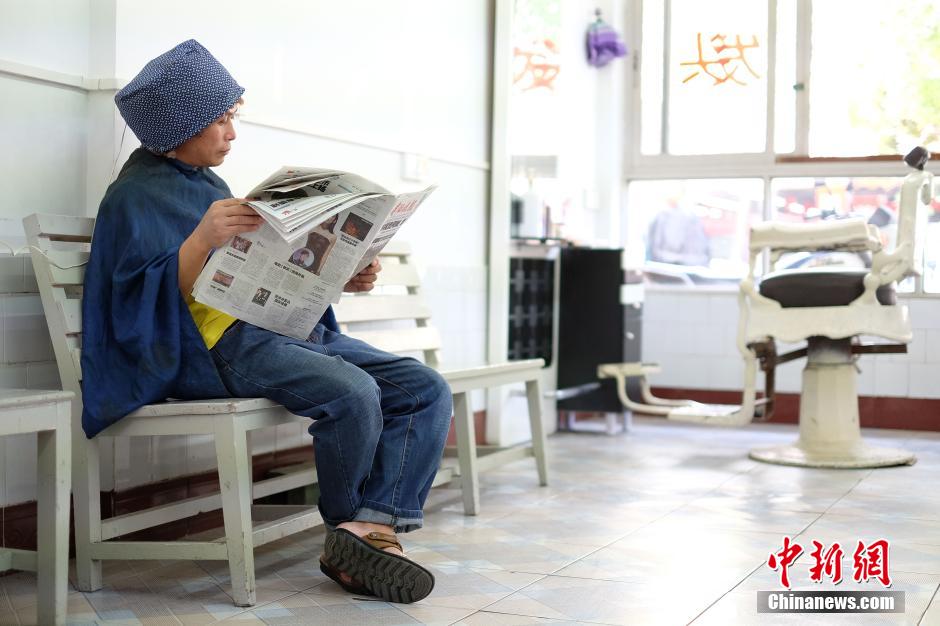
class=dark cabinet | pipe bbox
[556,247,640,413]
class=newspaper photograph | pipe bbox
[192,168,435,339]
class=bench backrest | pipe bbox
[23,213,93,397]
[334,241,442,368]
[23,213,442,400]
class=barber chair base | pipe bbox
[749,339,915,469]
[749,443,915,468]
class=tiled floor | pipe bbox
[2,417,940,625]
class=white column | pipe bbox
[84,0,122,217]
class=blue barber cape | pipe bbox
[81,148,337,438]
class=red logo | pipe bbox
[853,539,891,587]
[767,536,803,589]
[768,537,892,589]
[809,541,844,584]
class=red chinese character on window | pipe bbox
[808,541,844,584]
[767,536,804,589]
[680,33,762,86]
[852,539,892,587]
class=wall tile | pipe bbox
[873,361,909,397]
[0,257,25,294]
[4,433,36,505]
[706,293,739,326]
[25,361,60,389]
[774,362,803,394]
[693,323,726,356]
[186,434,216,475]
[0,436,6,506]
[856,360,876,396]
[909,299,940,329]
[22,259,37,293]
[275,422,308,453]
[926,330,940,364]
[249,426,276,457]
[0,364,28,388]
[151,435,188,483]
[706,357,744,390]
[908,363,940,399]
[96,436,115,492]
[2,295,53,363]
[113,436,153,491]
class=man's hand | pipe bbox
[191,198,264,249]
[344,260,382,293]
[178,198,263,296]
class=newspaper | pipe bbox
[192,167,436,339]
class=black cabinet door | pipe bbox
[556,247,626,412]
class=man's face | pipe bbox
[173,103,239,167]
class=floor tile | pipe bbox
[484,575,718,625]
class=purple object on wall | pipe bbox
[586,10,627,68]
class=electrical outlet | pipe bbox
[401,152,430,182]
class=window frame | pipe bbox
[626,0,940,297]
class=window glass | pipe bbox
[667,0,768,154]
[770,176,926,292]
[923,197,940,292]
[809,0,940,157]
[626,179,764,285]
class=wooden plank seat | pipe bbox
[24,212,548,608]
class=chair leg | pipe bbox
[525,379,549,487]
[37,407,70,626]
[452,391,479,515]
[72,434,102,592]
[215,420,256,607]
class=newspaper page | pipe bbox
[246,168,391,243]
[192,184,436,339]
[349,186,437,278]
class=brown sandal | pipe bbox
[322,529,434,604]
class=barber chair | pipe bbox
[664,147,935,468]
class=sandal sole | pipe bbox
[323,529,434,603]
[318,558,374,597]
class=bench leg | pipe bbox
[525,379,549,486]
[453,391,479,515]
[37,411,70,626]
[73,435,102,592]
[215,421,256,607]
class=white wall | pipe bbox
[0,0,92,505]
[643,289,940,400]
[0,0,496,504]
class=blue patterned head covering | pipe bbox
[115,39,245,153]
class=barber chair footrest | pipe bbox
[667,403,751,426]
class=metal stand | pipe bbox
[558,410,631,435]
[749,338,915,468]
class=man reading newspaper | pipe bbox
[82,39,449,604]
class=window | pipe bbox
[808,0,940,157]
[626,179,764,284]
[630,0,940,294]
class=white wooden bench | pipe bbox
[334,241,548,516]
[25,213,548,608]
[0,389,72,626]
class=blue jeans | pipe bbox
[210,321,453,533]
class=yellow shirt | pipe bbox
[186,296,237,350]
